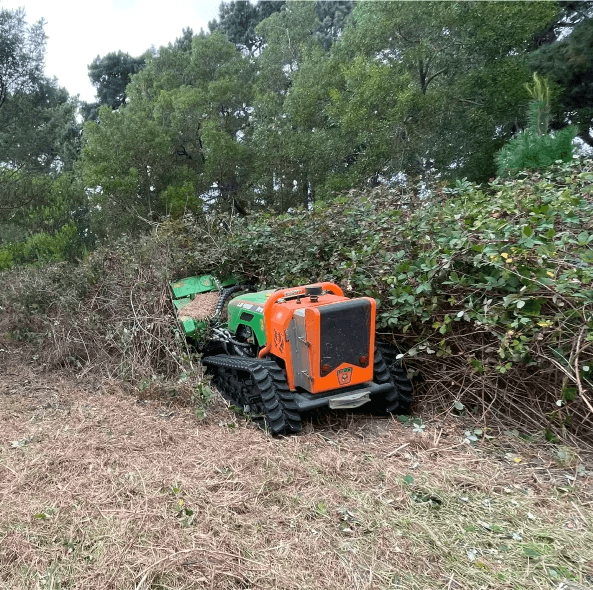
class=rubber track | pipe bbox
[373,346,413,414]
[203,355,302,435]
[377,345,414,407]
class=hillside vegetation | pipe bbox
[2,2,593,259]
[1,159,592,445]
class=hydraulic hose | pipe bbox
[214,284,252,318]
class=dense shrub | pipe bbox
[496,75,577,176]
[0,224,81,269]
[2,159,592,442]
[496,125,577,177]
[221,158,593,441]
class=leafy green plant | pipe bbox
[0,224,80,269]
[0,249,13,270]
[496,74,577,176]
[496,125,577,177]
[215,158,593,441]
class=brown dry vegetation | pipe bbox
[1,339,592,590]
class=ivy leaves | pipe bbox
[225,159,593,396]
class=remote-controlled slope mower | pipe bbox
[170,277,412,434]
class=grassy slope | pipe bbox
[0,359,591,590]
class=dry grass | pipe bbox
[1,357,592,590]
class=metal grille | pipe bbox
[319,300,371,374]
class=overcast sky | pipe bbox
[2,0,223,102]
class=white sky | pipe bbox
[1,0,222,102]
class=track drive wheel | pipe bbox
[372,345,413,415]
[258,360,302,435]
[203,355,301,435]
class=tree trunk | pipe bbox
[302,178,309,209]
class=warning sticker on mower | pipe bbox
[274,329,285,354]
[337,367,353,385]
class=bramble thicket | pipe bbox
[1,1,593,443]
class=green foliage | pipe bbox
[0,249,13,270]
[0,8,79,174]
[314,0,354,49]
[495,125,577,177]
[0,171,89,267]
[81,50,146,121]
[524,73,552,137]
[530,13,593,147]
[226,159,593,340]
[75,2,580,223]
[250,2,339,209]
[331,0,559,182]
[209,0,285,53]
[0,7,46,103]
[88,50,145,109]
[211,0,352,53]
[160,180,201,218]
[79,32,254,239]
[0,224,78,269]
[0,79,79,173]
[3,2,592,253]
[80,103,175,240]
[496,74,577,177]
[0,8,82,266]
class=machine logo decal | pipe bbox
[274,329,285,353]
[237,301,264,313]
[337,367,352,385]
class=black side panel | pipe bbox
[319,300,371,374]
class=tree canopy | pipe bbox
[2,1,593,252]
[0,7,46,107]
[530,6,593,146]
[0,8,82,263]
[0,7,78,173]
[88,50,146,109]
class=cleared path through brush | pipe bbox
[0,361,592,589]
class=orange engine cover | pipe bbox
[260,284,375,394]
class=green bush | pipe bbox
[225,160,593,353]
[495,125,577,177]
[0,249,13,270]
[496,74,577,176]
[0,224,79,268]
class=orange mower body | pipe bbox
[257,283,376,394]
